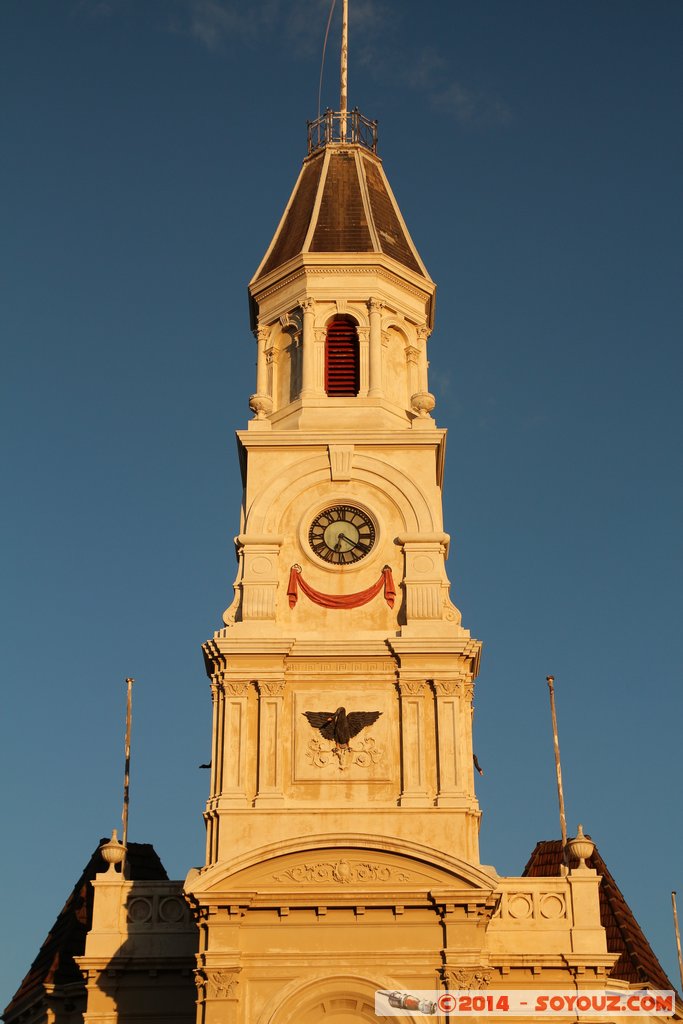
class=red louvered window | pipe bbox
[325,316,360,396]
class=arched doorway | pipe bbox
[260,974,417,1024]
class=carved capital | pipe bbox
[301,297,316,315]
[416,324,431,344]
[433,679,464,697]
[442,967,493,991]
[279,310,302,333]
[399,679,427,697]
[254,324,270,346]
[405,345,420,365]
[368,297,385,315]
[257,679,285,697]
[223,681,251,697]
[204,967,240,1000]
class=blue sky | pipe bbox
[1,0,682,1007]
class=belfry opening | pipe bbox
[325,315,360,396]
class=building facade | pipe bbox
[5,110,679,1024]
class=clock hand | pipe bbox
[339,533,369,552]
[337,532,358,548]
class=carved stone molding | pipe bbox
[406,582,441,619]
[328,443,354,480]
[273,859,409,885]
[306,735,384,772]
[258,679,285,697]
[405,344,420,365]
[398,680,427,697]
[443,967,493,990]
[433,679,468,697]
[222,681,251,697]
[198,968,240,1000]
[279,309,302,334]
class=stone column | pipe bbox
[368,297,384,396]
[248,325,273,421]
[398,679,430,806]
[357,325,370,396]
[301,298,316,397]
[255,679,286,806]
[219,681,251,807]
[416,324,430,392]
[255,324,269,396]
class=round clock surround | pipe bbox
[307,503,377,566]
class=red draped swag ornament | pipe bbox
[287,564,396,610]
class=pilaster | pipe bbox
[255,678,286,806]
[397,678,430,806]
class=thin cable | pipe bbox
[318,0,337,121]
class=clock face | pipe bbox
[308,505,376,564]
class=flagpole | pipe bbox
[672,891,683,992]
[340,0,348,141]
[546,675,568,869]
[122,676,134,871]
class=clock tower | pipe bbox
[185,107,489,1022]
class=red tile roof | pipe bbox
[3,840,167,1022]
[524,838,677,994]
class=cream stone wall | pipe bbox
[76,874,197,1023]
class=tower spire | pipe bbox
[340,0,348,141]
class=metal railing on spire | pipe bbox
[307,108,378,155]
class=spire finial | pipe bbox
[340,0,348,141]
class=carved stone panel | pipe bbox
[292,689,393,782]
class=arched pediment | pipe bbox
[185,833,499,898]
[247,453,435,535]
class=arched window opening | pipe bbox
[325,315,360,396]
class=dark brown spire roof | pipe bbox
[252,144,430,285]
[524,838,678,996]
[3,840,167,1022]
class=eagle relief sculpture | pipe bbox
[303,705,384,772]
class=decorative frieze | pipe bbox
[272,859,410,885]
